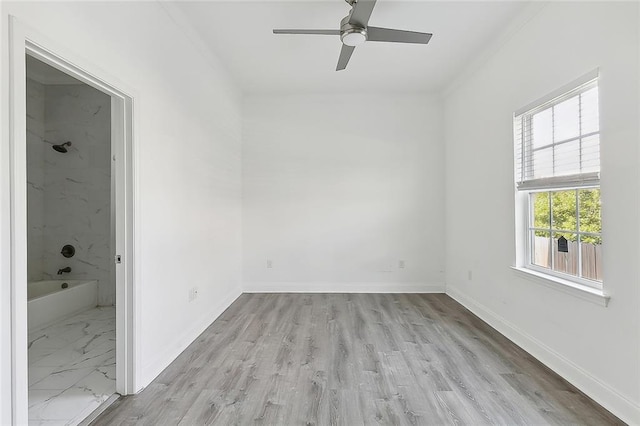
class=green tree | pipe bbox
[532,189,601,244]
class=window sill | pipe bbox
[511,267,610,307]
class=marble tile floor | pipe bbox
[28,306,116,426]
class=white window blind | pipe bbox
[515,78,600,190]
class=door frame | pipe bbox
[5,16,138,424]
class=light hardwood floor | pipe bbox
[92,293,623,425]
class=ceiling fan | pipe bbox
[273,0,432,71]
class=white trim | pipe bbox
[511,267,609,307]
[6,16,140,423]
[1,10,11,424]
[139,288,242,387]
[8,17,29,425]
[243,282,446,293]
[446,286,638,425]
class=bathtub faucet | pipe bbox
[57,267,71,275]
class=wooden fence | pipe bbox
[533,236,602,281]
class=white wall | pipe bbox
[443,2,640,424]
[1,2,243,420]
[243,94,444,292]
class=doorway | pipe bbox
[6,21,136,425]
[26,54,116,424]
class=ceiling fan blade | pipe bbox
[273,29,340,35]
[336,45,355,71]
[348,0,377,27]
[366,27,432,44]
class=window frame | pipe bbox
[514,71,602,291]
[516,79,600,187]
[525,187,602,290]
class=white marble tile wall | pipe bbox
[28,307,116,425]
[27,78,46,282]
[43,84,113,306]
[26,80,114,305]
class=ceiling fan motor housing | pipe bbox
[272,0,433,70]
[340,15,367,46]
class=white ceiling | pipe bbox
[175,1,529,94]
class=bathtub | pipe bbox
[28,280,98,332]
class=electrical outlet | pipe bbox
[266,260,273,269]
[188,287,199,302]
[398,260,405,269]
[468,270,473,281]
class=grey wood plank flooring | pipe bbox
[92,294,624,425]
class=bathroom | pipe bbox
[26,54,116,425]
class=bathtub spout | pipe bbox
[57,267,71,275]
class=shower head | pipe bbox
[52,141,72,153]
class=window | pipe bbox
[514,72,602,289]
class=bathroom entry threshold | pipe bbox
[78,393,120,426]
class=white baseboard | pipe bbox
[139,286,242,387]
[446,286,640,426]
[243,281,446,293]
